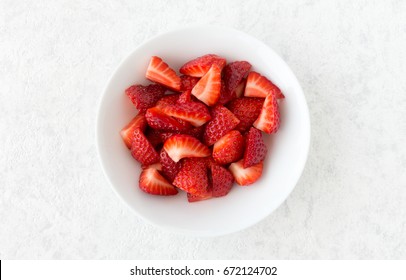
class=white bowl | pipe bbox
[96,25,310,237]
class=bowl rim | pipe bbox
[95,24,311,237]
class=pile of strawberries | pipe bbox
[120,54,283,202]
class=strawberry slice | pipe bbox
[203,105,240,146]
[130,128,160,166]
[212,130,244,165]
[155,94,180,109]
[139,168,178,195]
[227,97,264,132]
[159,148,181,182]
[187,190,213,202]
[126,84,166,112]
[120,113,147,149]
[244,71,284,99]
[220,61,252,104]
[243,127,267,168]
[180,54,226,77]
[145,56,181,91]
[180,75,200,91]
[229,159,263,186]
[161,101,211,127]
[235,79,246,98]
[145,107,190,132]
[163,134,210,162]
[173,158,209,195]
[211,164,234,197]
[253,92,280,134]
[191,64,222,106]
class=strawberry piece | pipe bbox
[163,134,210,162]
[141,162,162,170]
[220,61,252,104]
[183,125,204,141]
[177,90,193,103]
[180,54,226,77]
[159,148,181,182]
[126,84,166,113]
[173,158,209,195]
[145,128,163,148]
[180,75,200,91]
[229,159,263,186]
[191,64,222,106]
[253,92,280,133]
[203,105,240,146]
[120,113,147,149]
[161,101,211,127]
[139,168,178,195]
[159,131,177,142]
[243,127,267,168]
[145,107,190,132]
[187,190,213,202]
[235,79,246,98]
[244,71,284,99]
[145,56,181,91]
[130,128,160,166]
[211,164,234,197]
[212,130,244,165]
[227,97,264,132]
[155,94,180,108]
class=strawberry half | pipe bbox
[219,61,251,104]
[180,75,200,91]
[253,92,280,134]
[243,127,267,168]
[180,54,226,77]
[173,158,209,195]
[163,134,211,162]
[229,159,263,186]
[155,94,180,108]
[212,130,244,165]
[191,64,222,106]
[244,71,284,99]
[211,164,234,197]
[187,191,213,203]
[139,168,178,195]
[145,56,181,91]
[126,84,166,113]
[203,105,240,146]
[145,107,190,132]
[159,148,181,182]
[130,128,160,166]
[120,113,147,149]
[161,101,211,127]
[227,97,264,132]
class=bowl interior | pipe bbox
[97,26,310,236]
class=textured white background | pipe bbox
[1,0,406,259]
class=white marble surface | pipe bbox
[1,0,406,259]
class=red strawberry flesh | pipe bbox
[146,56,181,91]
[173,158,209,195]
[229,160,263,186]
[191,64,222,106]
[227,97,264,132]
[163,134,211,162]
[180,54,226,77]
[211,164,234,197]
[243,127,267,168]
[125,84,166,113]
[120,113,147,149]
[161,101,211,127]
[130,128,160,166]
[139,168,178,195]
[253,91,280,134]
[203,105,240,146]
[212,130,244,165]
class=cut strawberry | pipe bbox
[159,148,181,182]
[177,90,193,103]
[221,61,251,104]
[183,125,205,141]
[145,107,190,132]
[163,134,210,162]
[229,159,263,186]
[161,101,211,127]
[187,191,213,202]
[180,54,226,77]
[253,92,280,134]
[130,128,160,166]
[126,84,166,112]
[120,113,147,149]
[173,158,209,195]
[155,94,180,108]
[180,75,200,91]
[191,64,222,106]
[141,162,162,170]
[159,131,177,143]
[139,168,178,195]
[203,105,240,146]
[244,71,284,99]
[235,79,246,98]
[212,130,244,165]
[145,56,181,91]
[227,97,264,132]
[217,81,229,105]
[211,164,234,197]
[145,128,163,148]
[243,127,267,168]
